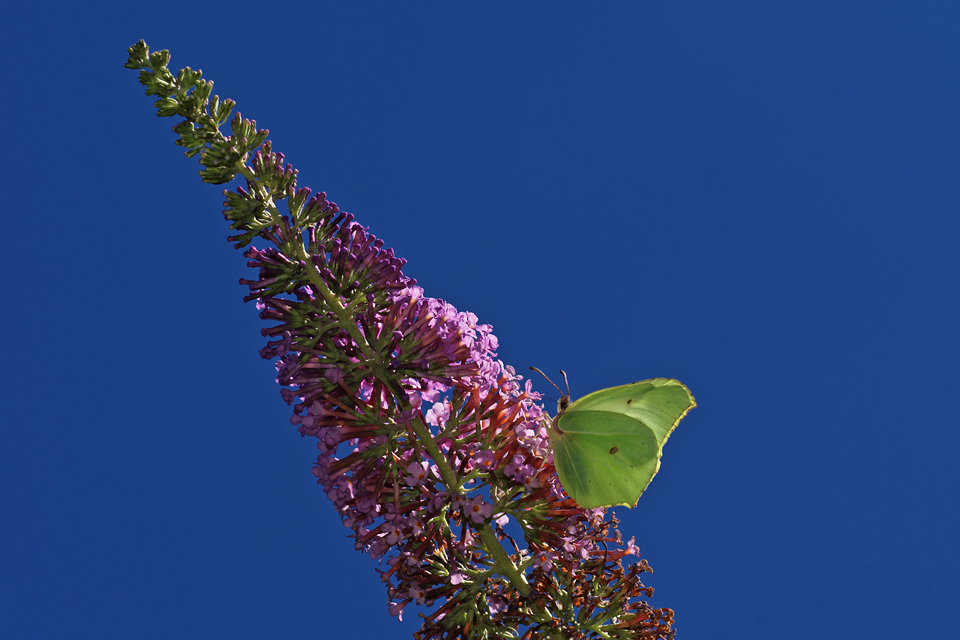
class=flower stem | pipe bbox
[475,522,531,598]
[404,414,530,597]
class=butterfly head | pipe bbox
[529,367,572,429]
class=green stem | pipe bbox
[404,413,530,597]
[235,165,379,363]
[475,522,530,598]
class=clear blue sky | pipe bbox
[3,2,958,638]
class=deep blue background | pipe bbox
[3,2,958,638]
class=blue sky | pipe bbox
[3,2,958,638]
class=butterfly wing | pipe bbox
[566,378,696,449]
[550,378,695,509]
[550,409,660,508]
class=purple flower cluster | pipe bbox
[125,40,678,638]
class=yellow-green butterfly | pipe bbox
[532,368,696,509]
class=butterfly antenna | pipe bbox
[529,366,564,397]
[559,369,570,399]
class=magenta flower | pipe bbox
[466,496,494,524]
[471,449,497,471]
[405,461,430,486]
[388,600,406,621]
